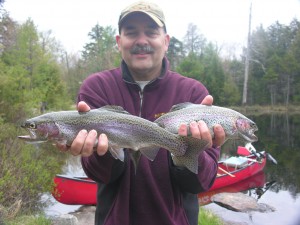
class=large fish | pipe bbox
[18,105,209,174]
[154,103,258,171]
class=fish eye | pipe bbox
[28,122,37,129]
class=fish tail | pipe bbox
[173,136,210,174]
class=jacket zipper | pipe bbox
[139,90,144,117]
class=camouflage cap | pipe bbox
[118,1,166,29]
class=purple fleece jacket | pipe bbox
[79,58,220,225]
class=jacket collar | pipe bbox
[121,57,169,84]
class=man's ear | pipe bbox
[164,34,170,51]
[116,35,121,51]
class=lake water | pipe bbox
[204,113,300,225]
[45,113,300,225]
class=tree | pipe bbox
[0,15,70,215]
[243,19,300,106]
[81,24,119,73]
[62,24,121,100]
[0,18,71,120]
[242,2,252,105]
[222,58,244,105]
[183,23,206,56]
[166,36,184,70]
[200,43,226,104]
[0,13,17,55]
[285,19,300,104]
[177,52,204,80]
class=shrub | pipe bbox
[0,121,66,217]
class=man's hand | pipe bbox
[178,95,225,148]
[57,101,109,157]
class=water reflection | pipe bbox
[199,171,268,206]
[205,113,300,225]
[254,114,300,195]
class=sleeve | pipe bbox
[77,73,110,108]
[78,73,126,184]
[169,79,221,193]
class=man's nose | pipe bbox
[135,32,148,44]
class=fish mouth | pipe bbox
[18,129,43,142]
[240,129,258,142]
[245,134,258,142]
[18,135,34,140]
[18,135,37,142]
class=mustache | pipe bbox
[130,45,154,54]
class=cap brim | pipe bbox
[119,11,164,28]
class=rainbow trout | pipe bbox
[154,103,258,169]
[18,105,209,174]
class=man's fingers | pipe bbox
[197,120,212,147]
[97,134,108,156]
[77,101,91,112]
[189,121,201,139]
[70,130,88,156]
[212,124,225,147]
[201,95,213,106]
[81,130,97,157]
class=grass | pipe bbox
[3,214,51,225]
[199,207,224,225]
[2,208,223,225]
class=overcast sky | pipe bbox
[3,0,300,55]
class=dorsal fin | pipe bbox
[98,105,130,114]
[169,102,196,112]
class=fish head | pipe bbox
[235,118,258,142]
[18,116,60,143]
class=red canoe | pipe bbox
[198,170,266,205]
[52,150,266,205]
[210,151,266,190]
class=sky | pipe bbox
[3,0,300,56]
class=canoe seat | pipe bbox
[223,156,248,169]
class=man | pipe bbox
[59,1,225,225]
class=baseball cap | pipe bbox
[118,1,166,30]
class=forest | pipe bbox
[1,9,300,121]
[0,0,300,220]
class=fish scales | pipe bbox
[155,103,258,145]
[18,105,209,174]
[33,110,187,155]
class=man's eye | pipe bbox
[126,31,137,36]
[146,30,158,37]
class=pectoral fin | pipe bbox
[109,147,125,161]
[129,147,160,175]
[139,147,160,161]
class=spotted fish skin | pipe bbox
[155,103,258,145]
[18,105,209,174]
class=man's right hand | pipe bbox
[57,101,109,157]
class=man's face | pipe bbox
[116,13,170,80]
